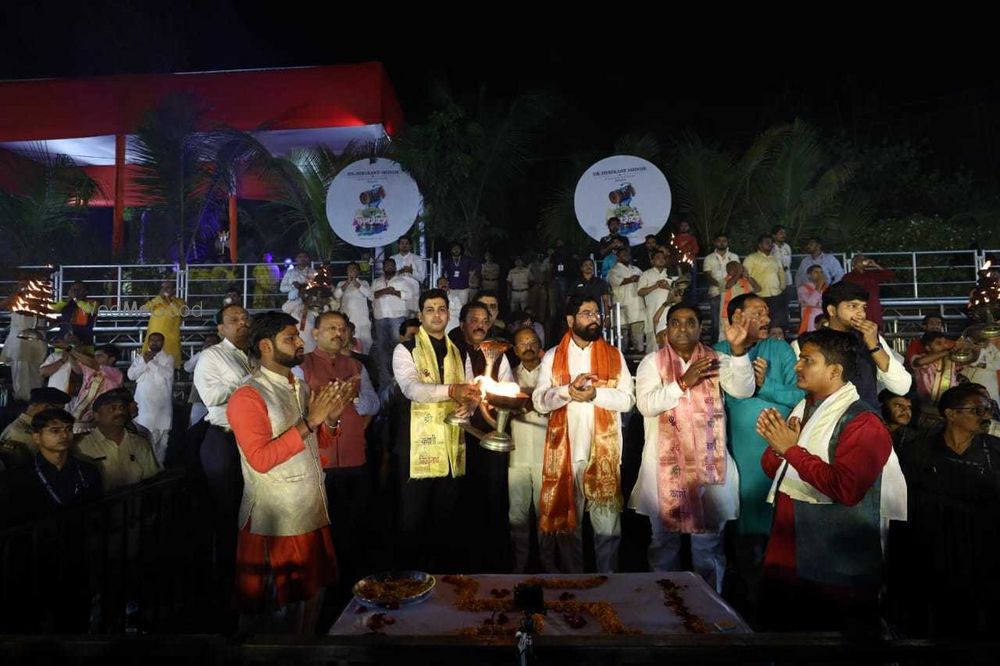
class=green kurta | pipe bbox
[714,337,804,536]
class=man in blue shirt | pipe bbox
[794,237,844,288]
[443,242,480,308]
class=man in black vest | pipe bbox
[449,301,515,571]
[392,289,479,571]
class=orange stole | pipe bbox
[538,333,622,534]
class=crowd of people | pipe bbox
[1,223,998,639]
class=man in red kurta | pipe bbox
[756,328,902,633]
[295,311,380,596]
[227,312,353,633]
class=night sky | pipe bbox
[3,3,996,168]
[3,0,999,255]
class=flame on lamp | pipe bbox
[10,279,57,319]
[668,233,694,266]
[474,376,522,398]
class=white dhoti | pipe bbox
[1,313,47,402]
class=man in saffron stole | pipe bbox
[532,296,635,573]
[628,303,754,593]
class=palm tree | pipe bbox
[262,142,391,259]
[131,93,237,263]
[746,119,858,245]
[0,147,101,265]
[394,86,554,256]
[668,125,786,247]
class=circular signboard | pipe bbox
[573,155,671,245]
[326,158,422,248]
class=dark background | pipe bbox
[3,2,996,171]
[2,2,998,260]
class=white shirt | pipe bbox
[790,334,912,396]
[607,262,645,324]
[372,276,413,320]
[638,268,676,333]
[703,250,740,298]
[128,351,175,431]
[391,252,426,312]
[193,337,252,429]
[628,349,754,529]
[279,265,317,301]
[446,291,462,333]
[511,363,548,468]
[334,279,372,328]
[961,343,1000,403]
[392,337,475,403]
[532,341,635,463]
[41,351,73,393]
[771,241,793,286]
[183,350,202,374]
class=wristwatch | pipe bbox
[868,342,883,354]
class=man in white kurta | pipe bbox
[40,335,78,394]
[960,337,1000,404]
[333,262,373,353]
[390,237,426,316]
[628,304,754,593]
[637,249,678,353]
[508,327,553,572]
[1,310,48,403]
[532,296,635,573]
[607,247,646,353]
[372,258,414,389]
[127,332,175,465]
[279,251,317,304]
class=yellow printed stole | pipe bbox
[538,333,622,534]
[409,326,466,479]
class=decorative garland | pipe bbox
[656,579,709,634]
[441,575,640,636]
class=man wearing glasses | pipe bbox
[899,384,1000,637]
[532,296,634,572]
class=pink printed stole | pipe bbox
[654,343,727,533]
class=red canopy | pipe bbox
[0,63,405,257]
[0,62,402,141]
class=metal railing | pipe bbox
[0,258,437,361]
[1,250,995,360]
[0,471,215,634]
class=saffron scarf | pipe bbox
[409,326,466,479]
[654,342,727,533]
[538,333,622,534]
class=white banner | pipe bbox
[326,158,422,248]
[573,155,671,245]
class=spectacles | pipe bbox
[576,310,602,321]
[952,406,991,416]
